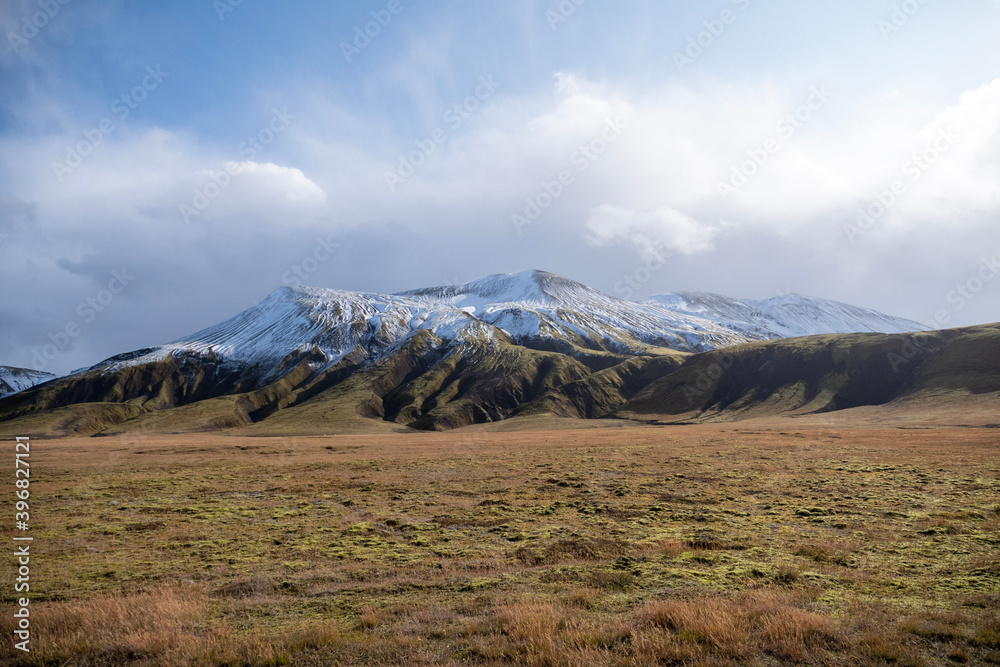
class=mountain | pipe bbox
[645,291,927,340]
[0,366,56,399]
[76,270,927,383]
[398,271,757,354]
[398,270,925,350]
[615,322,1000,425]
[0,270,934,437]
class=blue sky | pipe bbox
[2,0,999,374]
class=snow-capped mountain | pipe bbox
[89,285,492,383]
[87,270,926,383]
[0,270,938,436]
[0,366,56,399]
[398,271,751,353]
[646,290,927,340]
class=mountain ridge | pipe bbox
[615,322,1000,426]
[0,366,56,399]
[0,270,942,436]
[72,270,924,385]
[644,290,927,340]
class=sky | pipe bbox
[1,0,999,376]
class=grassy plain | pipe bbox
[2,421,998,665]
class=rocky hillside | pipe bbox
[0,270,936,437]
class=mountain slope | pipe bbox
[399,270,925,353]
[0,270,935,437]
[616,323,1000,424]
[646,291,927,340]
[80,270,926,385]
[398,270,752,354]
[0,366,56,399]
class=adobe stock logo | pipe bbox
[511,117,628,233]
[213,0,244,21]
[282,236,341,286]
[340,0,413,63]
[6,0,72,54]
[717,85,832,200]
[844,127,958,244]
[673,0,752,72]
[877,0,930,39]
[614,245,674,300]
[384,75,501,192]
[889,254,999,373]
[179,107,295,225]
[31,269,136,372]
[546,0,587,30]
[51,66,169,182]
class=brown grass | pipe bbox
[0,584,345,666]
[1,586,206,665]
[631,591,842,662]
[793,538,862,567]
[0,423,997,665]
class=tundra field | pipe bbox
[3,422,999,666]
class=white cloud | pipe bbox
[553,71,580,95]
[3,66,1000,373]
[6,71,998,258]
[910,78,1000,214]
[216,160,327,206]
[585,204,723,257]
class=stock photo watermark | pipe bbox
[887,253,998,372]
[885,329,941,374]
[878,0,931,39]
[844,126,958,244]
[340,0,412,63]
[214,0,244,21]
[511,116,628,233]
[12,436,33,654]
[384,74,501,192]
[930,254,1000,327]
[51,65,169,182]
[546,0,587,30]
[673,0,751,72]
[717,85,832,200]
[6,0,71,54]
[179,107,295,224]
[614,245,675,300]
[30,268,135,372]
[282,236,341,286]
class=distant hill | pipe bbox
[616,323,1000,425]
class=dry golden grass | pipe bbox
[0,422,998,665]
[1,585,206,665]
[0,584,345,666]
[632,591,843,663]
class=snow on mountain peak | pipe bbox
[397,269,604,309]
[78,271,928,385]
[645,290,927,339]
[0,366,56,399]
